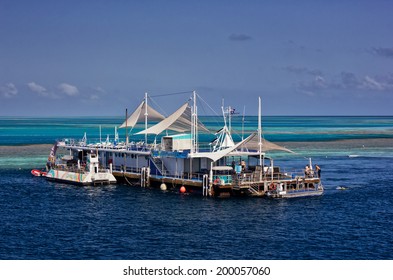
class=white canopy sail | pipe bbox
[189,133,256,162]
[136,102,210,135]
[240,133,295,154]
[119,100,165,129]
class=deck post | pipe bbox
[209,162,213,187]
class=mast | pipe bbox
[242,105,245,141]
[194,91,198,153]
[258,97,263,173]
[191,90,197,154]
[125,108,128,145]
[189,91,197,178]
[144,92,148,145]
[114,126,118,144]
[221,106,227,128]
[228,105,232,133]
[99,125,102,144]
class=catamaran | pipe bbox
[42,91,323,197]
[42,141,116,185]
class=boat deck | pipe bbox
[114,168,322,198]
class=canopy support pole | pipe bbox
[144,92,148,145]
[258,97,262,181]
[125,108,128,145]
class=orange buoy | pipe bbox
[180,186,186,193]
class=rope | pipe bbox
[149,91,193,98]
[123,172,139,186]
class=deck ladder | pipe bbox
[140,167,150,187]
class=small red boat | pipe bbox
[31,169,47,177]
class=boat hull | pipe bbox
[45,169,116,186]
[266,187,324,198]
[31,169,47,177]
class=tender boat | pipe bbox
[45,152,116,186]
[31,169,47,177]
[266,180,324,198]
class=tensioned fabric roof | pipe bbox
[240,133,295,153]
[189,133,257,162]
[136,102,210,135]
[189,132,295,162]
[119,100,165,129]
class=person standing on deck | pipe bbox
[241,160,246,172]
[315,165,321,178]
[304,165,310,177]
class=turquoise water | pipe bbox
[1,116,393,145]
[0,116,392,259]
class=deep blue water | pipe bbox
[0,117,392,259]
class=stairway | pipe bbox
[151,157,169,176]
[248,184,261,196]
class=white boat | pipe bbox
[45,152,116,186]
[266,181,324,198]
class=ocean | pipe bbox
[0,116,392,259]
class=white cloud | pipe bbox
[58,83,79,96]
[361,76,383,90]
[296,75,330,94]
[94,86,106,94]
[314,76,328,89]
[27,82,48,96]
[296,71,393,95]
[372,47,393,58]
[89,94,100,100]
[340,72,393,91]
[0,83,18,98]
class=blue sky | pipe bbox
[1,0,393,116]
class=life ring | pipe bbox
[269,182,276,190]
[213,178,220,185]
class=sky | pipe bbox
[1,0,393,116]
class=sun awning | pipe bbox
[119,100,165,129]
[189,133,256,162]
[136,102,210,135]
[240,133,295,153]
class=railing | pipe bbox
[63,138,155,152]
[52,164,110,174]
[112,165,142,174]
[233,168,319,186]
